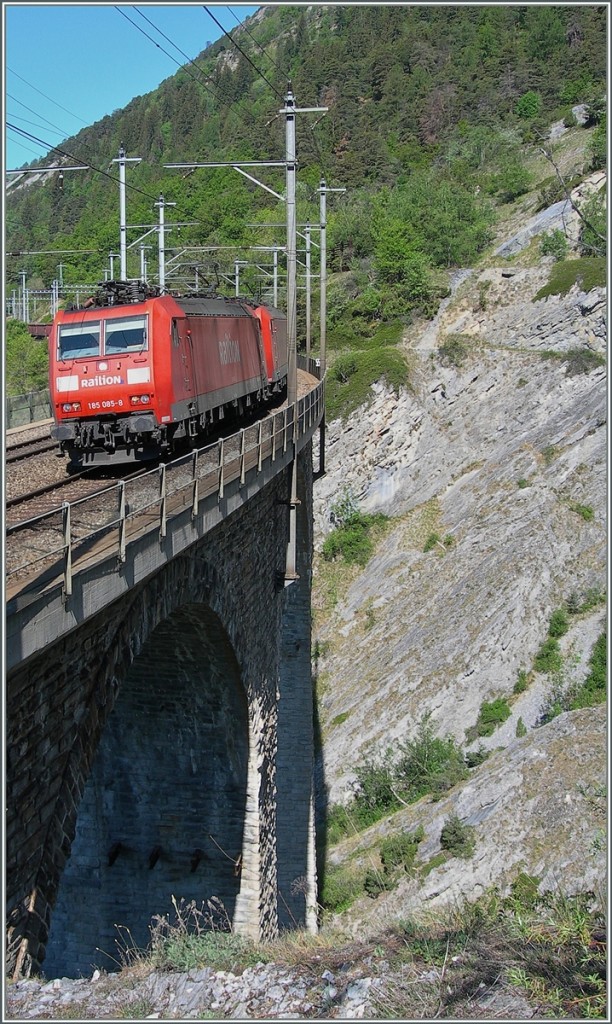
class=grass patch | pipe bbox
[326,319,404,353]
[532,257,606,301]
[569,501,595,521]
[326,346,408,421]
[367,885,606,1019]
[419,851,449,878]
[533,637,563,674]
[438,333,471,367]
[541,443,559,466]
[513,668,531,694]
[364,827,426,898]
[543,347,606,376]
[566,586,606,615]
[466,698,512,741]
[146,897,265,973]
[331,711,350,727]
[322,511,389,566]
[548,607,569,638]
[326,714,469,842]
[440,815,476,858]
[540,630,607,723]
[319,863,365,913]
[380,826,425,874]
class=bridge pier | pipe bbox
[6,446,317,978]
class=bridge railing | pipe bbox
[6,371,324,597]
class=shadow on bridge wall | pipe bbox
[43,604,249,980]
[6,449,320,979]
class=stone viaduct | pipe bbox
[6,367,324,980]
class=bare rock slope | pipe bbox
[313,240,607,911]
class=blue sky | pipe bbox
[4,3,262,169]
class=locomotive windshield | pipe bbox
[105,315,148,354]
[58,322,100,359]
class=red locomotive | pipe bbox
[49,281,288,467]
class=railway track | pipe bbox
[6,438,58,463]
[6,468,141,520]
[6,370,321,594]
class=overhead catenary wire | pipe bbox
[115,6,220,105]
[221,6,332,186]
[202,5,285,101]
[6,123,163,204]
[226,5,290,78]
[7,66,90,127]
[119,7,268,135]
[7,92,78,148]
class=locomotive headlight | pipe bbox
[131,394,150,405]
[62,402,81,412]
[140,394,150,404]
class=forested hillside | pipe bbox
[6,3,607,312]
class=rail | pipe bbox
[6,360,324,598]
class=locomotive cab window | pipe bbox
[58,322,101,359]
[105,315,148,355]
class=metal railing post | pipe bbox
[118,481,126,563]
[192,450,199,517]
[257,421,263,472]
[240,430,246,484]
[272,411,278,462]
[218,438,225,498]
[159,464,167,538]
[62,502,72,598]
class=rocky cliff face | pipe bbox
[312,204,607,913]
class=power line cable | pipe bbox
[7,66,90,127]
[5,136,46,162]
[7,92,77,146]
[116,6,225,112]
[202,5,285,101]
[212,6,330,185]
[129,5,257,124]
[5,112,69,137]
[226,5,289,78]
[6,123,163,203]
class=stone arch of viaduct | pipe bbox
[6,441,317,979]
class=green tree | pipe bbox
[589,113,607,171]
[5,319,49,395]
[579,191,607,258]
[515,91,542,119]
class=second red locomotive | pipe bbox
[49,281,288,467]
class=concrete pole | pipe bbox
[273,248,278,307]
[158,197,165,291]
[155,196,174,292]
[113,145,142,283]
[235,259,240,297]
[285,86,297,410]
[319,180,327,377]
[305,223,311,357]
[140,245,146,282]
[119,146,127,280]
[20,270,27,322]
[284,85,300,582]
